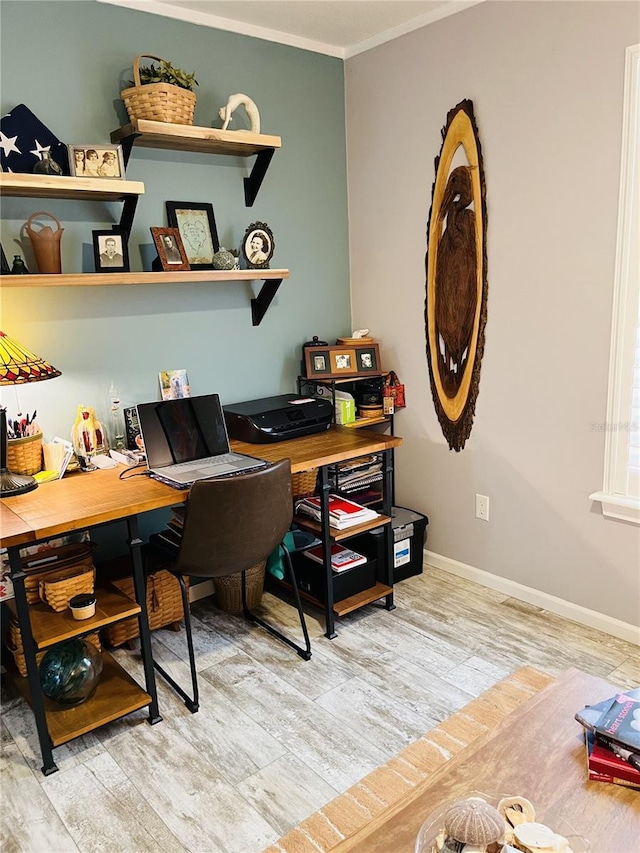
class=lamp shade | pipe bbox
[0,330,61,385]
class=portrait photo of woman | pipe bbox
[242,221,274,269]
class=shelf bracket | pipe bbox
[118,195,139,239]
[244,148,275,207]
[120,132,141,169]
[251,277,282,326]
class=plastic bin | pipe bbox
[370,506,429,582]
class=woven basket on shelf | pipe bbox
[121,54,196,125]
[291,469,317,501]
[102,569,188,648]
[7,432,43,475]
[7,626,101,678]
[38,566,95,613]
[22,542,95,605]
[213,561,265,613]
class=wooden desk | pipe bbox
[1,426,402,771]
[334,669,640,853]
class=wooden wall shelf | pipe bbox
[0,172,144,202]
[111,119,281,206]
[0,269,289,288]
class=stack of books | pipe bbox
[303,542,367,572]
[296,494,380,530]
[575,687,640,790]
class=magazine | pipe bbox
[304,543,367,572]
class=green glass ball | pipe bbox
[39,639,103,705]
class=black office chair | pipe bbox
[150,458,312,713]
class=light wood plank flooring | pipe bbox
[2,565,638,852]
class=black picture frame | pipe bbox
[0,242,10,274]
[92,229,130,273]
[166,201,219,270]
[242,221,274,270]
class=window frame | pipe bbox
[590,44,640,524]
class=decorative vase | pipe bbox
[211,247,237,271]
[39,638,103,705]
[33,150,63,176]
[25,210,64,274]
[11,254,29,274]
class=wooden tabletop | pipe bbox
[0,427,402,548]
[334,669,640,853]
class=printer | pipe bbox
[223,394,333,443]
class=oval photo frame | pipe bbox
[242,221,274,270]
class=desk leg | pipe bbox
[382,449,395,611]
[8,546,58,775]
[126,516,162,725]
[319,466,337,639]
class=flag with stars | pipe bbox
[0,103,69,175]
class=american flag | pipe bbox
[0,103,69,174]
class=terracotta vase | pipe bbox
[25,210,64,274]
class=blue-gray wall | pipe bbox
[0,0,349,551]
[1,0,349,429]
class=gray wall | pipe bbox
[1,0,350,433]
[346,1,640,626]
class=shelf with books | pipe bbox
[294,512,391,542]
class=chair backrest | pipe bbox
[176,458,293,578]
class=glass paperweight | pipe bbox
[39,638,103,705]
[414,791,590,853]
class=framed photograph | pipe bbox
[150,227,190,271]
[242,221,274,270]
[0,242,10,274]
[68,144,125,179]
[159,369,191,401]
[303,344,383,380]
[355,344,381,373]
[92,229,129,273]
[166,201,219,270]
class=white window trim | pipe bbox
[590,44,640,525]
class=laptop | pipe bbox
[137,394,268,486]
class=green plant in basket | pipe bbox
[133,60,198,91]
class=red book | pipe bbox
[585,732,640,789]
[299,494,379,528]
[304,543,367,572]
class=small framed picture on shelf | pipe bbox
[242,221,274,270]
[355,343,381,373]
[304,344,383,380]
[92,229,129,273]
[0,242,10,274]
[166,201,219,270]
[150,227,190,271]
[68,144,125,179]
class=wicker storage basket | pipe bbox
[38,566,95,612]
[7,432,43,475]
[213,561,265,613]
[121,54,196,125]
[7,626,101,678]
[291,469,317,501]
[23,542,96,606]
[102,569,188,648]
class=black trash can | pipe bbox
[371,506,429,583]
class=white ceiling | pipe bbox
[98,0,484,58]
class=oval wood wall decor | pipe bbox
[425,99,488,451]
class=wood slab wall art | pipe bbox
[425,99,488,451]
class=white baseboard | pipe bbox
[424,550,640,646]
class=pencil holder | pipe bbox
[7,432,43,475]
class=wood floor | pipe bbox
[2,565,639,853]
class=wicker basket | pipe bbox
[23,542,96,606]
[7,625,101,678]
[291,469,317,501]
[38,566,95,612]
[7,432,43,476]
[102,569,188,648]
[121,54,196,125]
[213,561,265,613]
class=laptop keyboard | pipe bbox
[169,454,239,472]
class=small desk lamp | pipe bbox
[0,330,61,497]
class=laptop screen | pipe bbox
[137,395,230,468]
